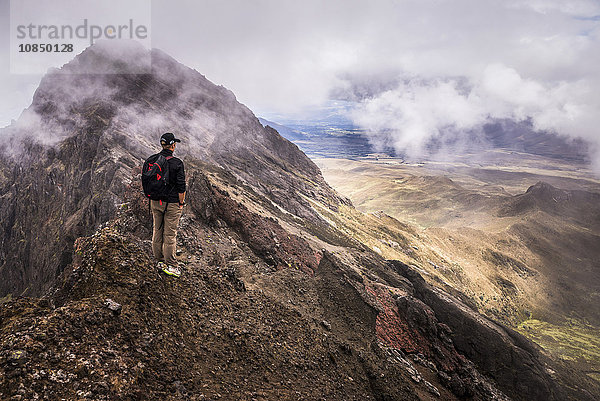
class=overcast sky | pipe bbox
[1,0,599,165]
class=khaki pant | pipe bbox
[151,200,183,266]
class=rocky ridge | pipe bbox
[0,41,346,299]
[0,159,569,400]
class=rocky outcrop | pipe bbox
[0,127,137,298]
[389,260,566,401]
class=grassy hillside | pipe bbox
[314,154,600,394]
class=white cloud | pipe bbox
[352,63,599,161]
[351,79,486,156]
[507,0,600,16]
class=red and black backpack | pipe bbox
[142,154,173,200]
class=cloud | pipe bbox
[506,0,600,16]
[351,78,486,157]
[480,64,596,138]
[351,63,599,162]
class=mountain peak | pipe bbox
[526,181,558,194]
[525,181,573,204]
[0,43,346,299]
[58,39,151,75]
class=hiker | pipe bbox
[142,132,186,277]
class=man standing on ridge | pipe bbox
[142,132,186,277]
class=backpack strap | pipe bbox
[164,156,174,199]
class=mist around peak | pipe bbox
[0,42,345,300]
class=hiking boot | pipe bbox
[160,264,182,277]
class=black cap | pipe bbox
[160,132,181,145]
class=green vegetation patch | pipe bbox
[517,318,600,371]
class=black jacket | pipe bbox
[157,148,186,203]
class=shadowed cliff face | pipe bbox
[0,42,346,299]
